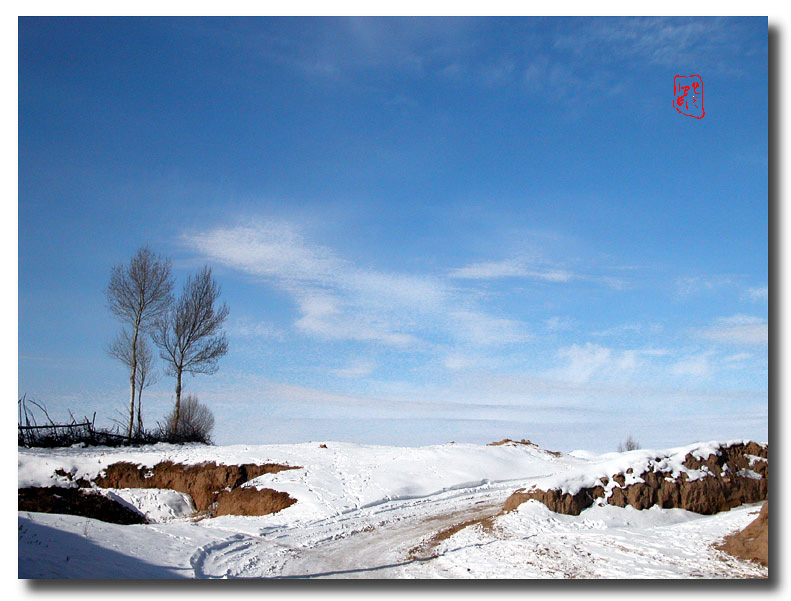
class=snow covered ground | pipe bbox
[17,440,767,579]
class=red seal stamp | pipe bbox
[674,75,704,119]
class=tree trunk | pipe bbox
[136,384,143,436]
[127,327,139,437]
[174,367,182,437]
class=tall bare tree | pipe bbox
[107,330,159,435]
[134,336,158,433]
[106,248,173,436]
[153,266,229,436]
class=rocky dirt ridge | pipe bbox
[504,441,767,516]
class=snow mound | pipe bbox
[98,489,196,523]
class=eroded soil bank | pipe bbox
[717,501,768,567]
[48,460,301,519]
[214,486,297,517]
[504,441,768,516]
[18,487,147,525]
[88,461,298,511]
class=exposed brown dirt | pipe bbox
[504,485,605,516]
[488,438,562,456]
[408,510,499,560]
[488,438,538,447]
[214,486,297,517]
[89,461,299,512]
[716,502,768,567]
[504,441,768,516]
[45,460,302,518]
[18,487,147,525]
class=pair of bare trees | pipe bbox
[106,247,228,438]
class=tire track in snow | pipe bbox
[192,483,514,578]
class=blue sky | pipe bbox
[18,17,768,451]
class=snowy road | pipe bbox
[191,480,515,578]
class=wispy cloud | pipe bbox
[555,17,754,74]
[592,322,663,338]
[331,359,377,379]
[448,256,624,289]
[443,353,479,371]
[675,275,737,298]
[548,343,639,385]
[745,286,768,302]
[449,258,575,282]
[293,291,419,347]
[670,352,714,378]
[724,352,753,364]
[545,316,576,332]
[696,315,769,347]
[448,259,532,280]
[447,310,532,346]
[185,219,529,350]
[227,317,286,341]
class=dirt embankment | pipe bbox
[18,487,147,525]
[34,460,300,521]
[716,502,768,567]
[89,461,298,512]
[504,441,768,516]
[214,486,297,517]
[504,485,606,516]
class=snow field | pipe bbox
[18,440,768,578]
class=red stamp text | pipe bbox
[674,75,704,119]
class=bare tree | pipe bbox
[162,393,215,443]
[106,248,173,437]
[153,266,229,434]
[617,435,641,452]
[134,336,159,433]
[107,329,160,435]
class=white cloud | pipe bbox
[546,316,576,331]
[185,220,526,350]
[616,350,638,372]
[448,258,575,282]
[638,348,673,357]
[448,310,531,346]
[725,352,753,363]
[228,317,286,341]
[550,343,641,385]
[443,353,479,371]
[448,259,527,280]
[554,343,613,384]
[331,360,377,379]
[448,256,627,290]
[670,353,713,378]
[746,286,768,302]
[697,315,768,347]
[291,287,421,347]
[533,269,575,282]
[556,17,748,73]
[675,275,735,298]
[186,222,441,347]
[592,322,663,338]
